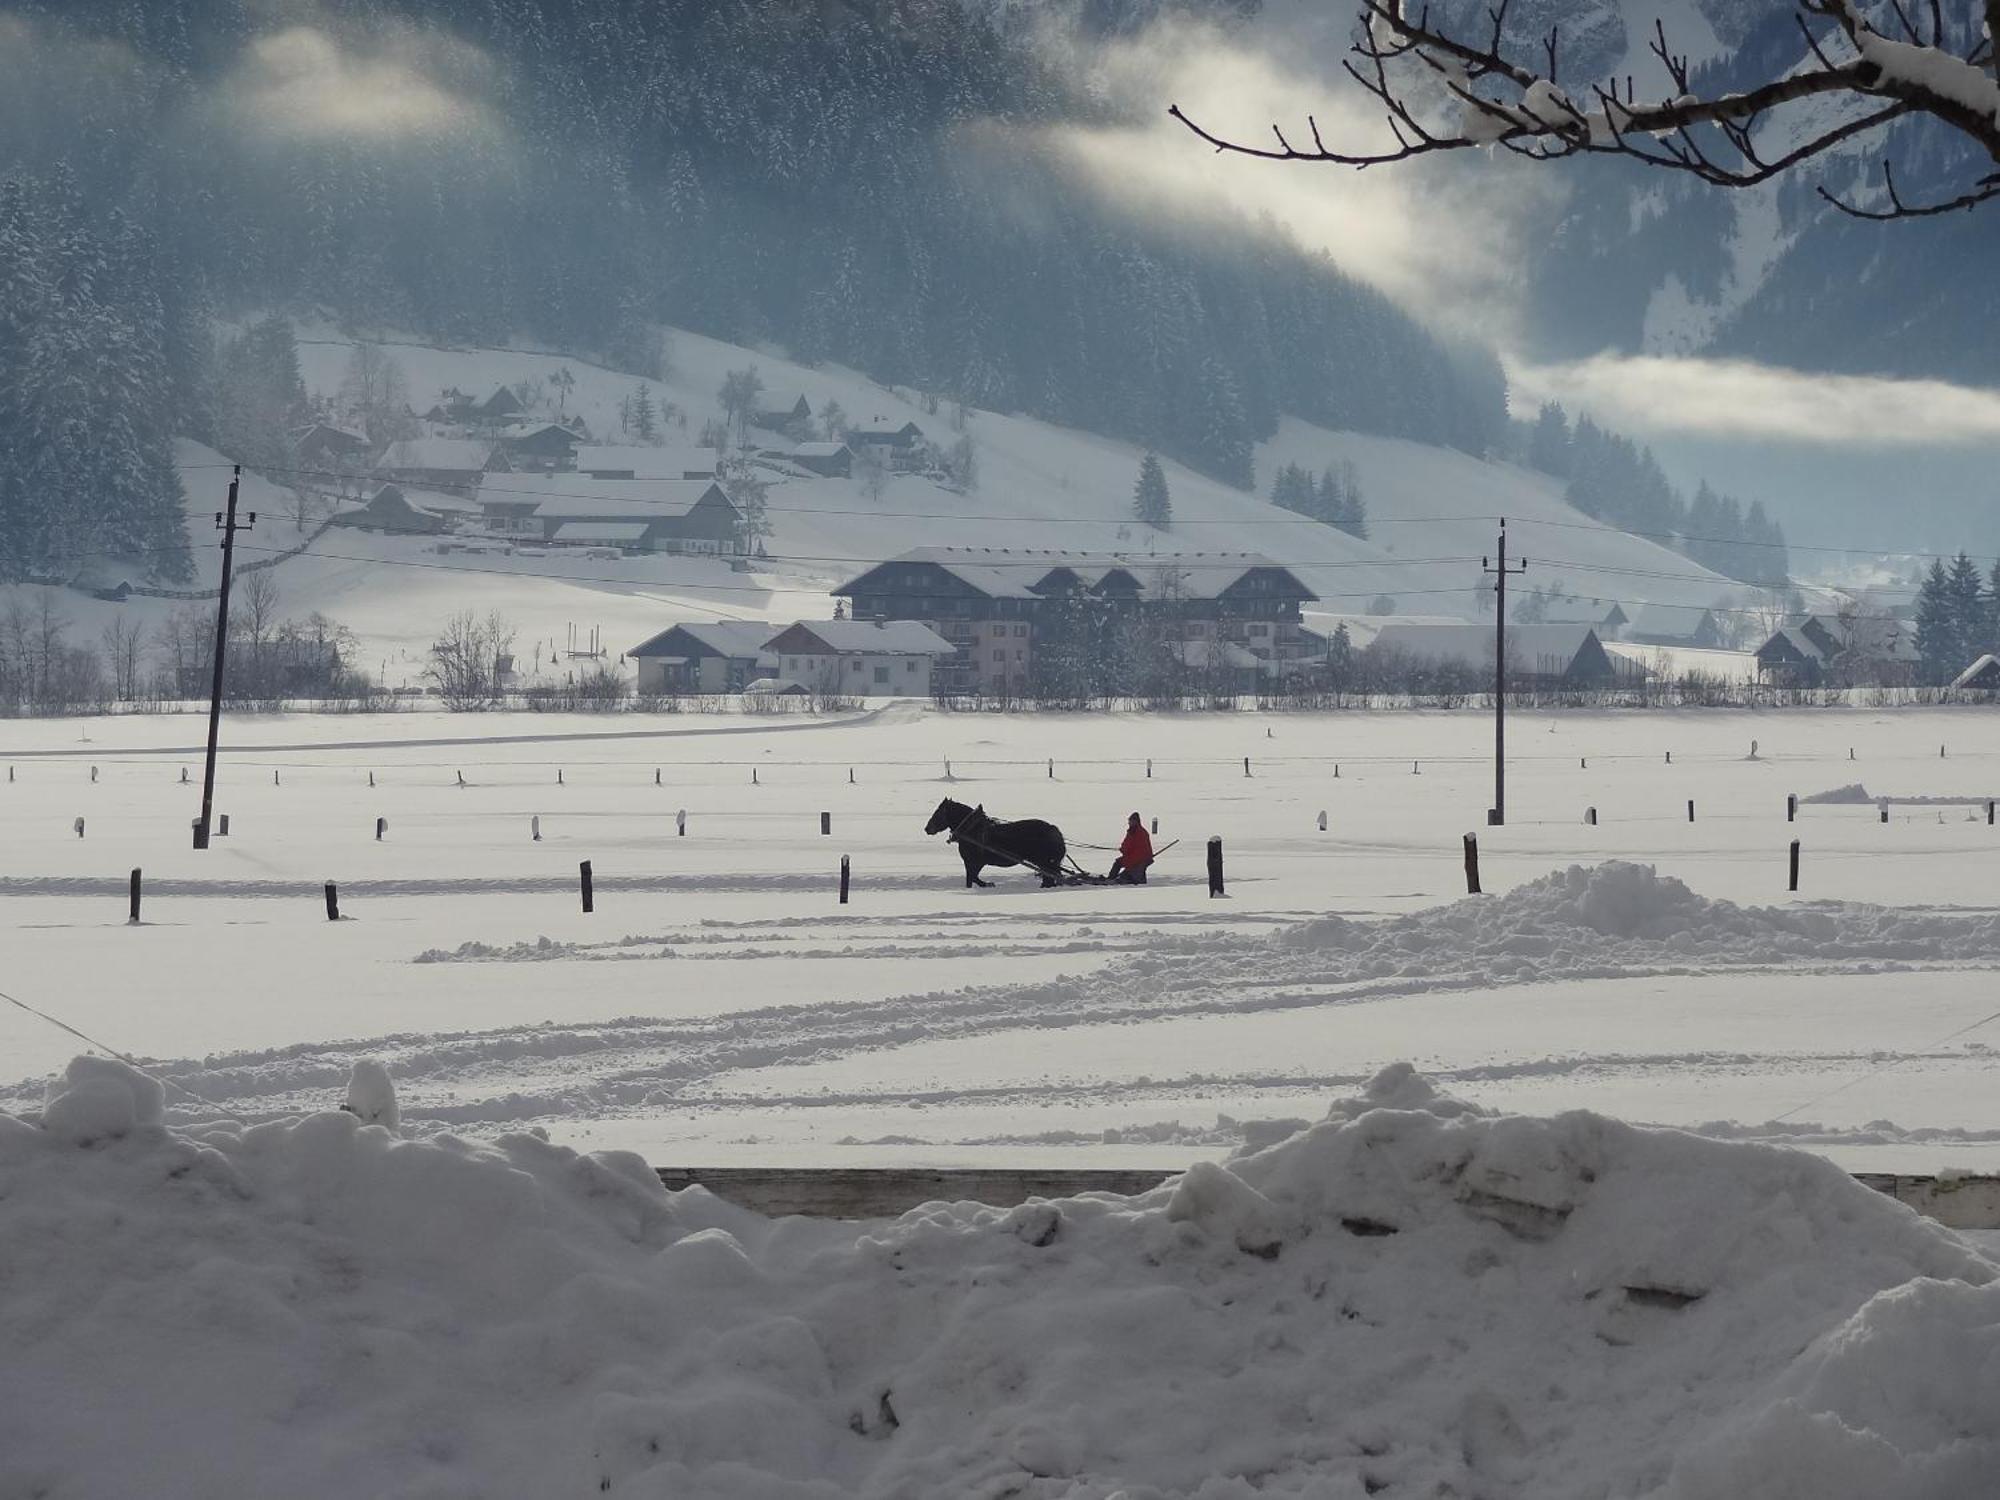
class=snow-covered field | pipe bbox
[7,704,2000,1176]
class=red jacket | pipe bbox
[1119,823,1154,869]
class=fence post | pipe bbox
[1989,800,1995,826]
[849,768,855,784]
[1585,808,1597,826]
[91,766,98,783]
[1151,817,1158,835]
[1207,837,1225,898]
[820,811,831,835]
[1334,763,1339,778]
[1244,756,1251,778]
[1146,758,1152,778]
[273,769,280,786]
[1687,800,1695,823]
[1580,757,1586,770]
[1788,840,1800,893]
[457,770,465,787]
[73,817,84,838]
[180,767,187,783]
[839,855,851,905]
[1880,801,1890,824]
[1787,794,1797,823]
[677,810,686,837]
[1665,751,1671,764]
[532,816,541,841]
[579,860,594,913]
[375,817,387,841]
[1463,834,1481,895]
[752,767,759,785]
[129,868,141,925]
[558,769,564,785]
[655,768,662,786]
[1048,758,1054,779]
[1318,810,1328,831]
[325,882,340,921]
[218,814,229,837]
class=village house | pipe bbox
[473,386,525,424]
[626,621,777,695]
[832,547,1317,697]
[763,619,956,697]
[1622,603,1724,649]
[1532,599,1629,636]
[752,392,813,433]
[336,483,458,536]
[848,420,925,459]
[496,422,582,472]
[375,438,511,494]
[473,473,743,553]
[788,441,854,478]
[291,423,371,471]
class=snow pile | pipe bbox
[1283,860,2000,977]
[4,1057,1996,1498]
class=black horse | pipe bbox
[924,797,1067,888]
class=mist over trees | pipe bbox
[0,0,1508,578]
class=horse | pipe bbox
[924,797,1067,888]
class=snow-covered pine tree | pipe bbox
[1133,452,1171,529]
[1914,560,1958,684]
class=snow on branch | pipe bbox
[1167,0,2000,219]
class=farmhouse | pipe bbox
[627,621,777,695]
[832,547,1317,696]
[849,420,925,454]
[474,473,743,553]
[337,483,454,535]
[1622,603,1724,649]
[1753,627,1827,687]
[789,442,853,478]
[497,422,581,471]
[474,386,524,423]
[764,619,955,697]
[752,392,813,431]
[376,438,510,493]
[291,423,370,469]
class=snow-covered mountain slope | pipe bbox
[274,327,1734,653]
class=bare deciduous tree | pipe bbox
[101,615,146,702]
[1171,1,2000,219]
[425,610,516,710]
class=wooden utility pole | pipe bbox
[1483,519,1527,826]
[193,467,255,849]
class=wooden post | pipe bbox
[752,767,759,785]
[1146,759,1152,778]
[1318,811,1328,831]
[1207,837,1224,898]
[1048,758,1054,779]
[579,860,594,913]
[129,869,141,925]
[1880,801,1890,824]
[218,813,229,837]
[1151,817,1158,835]
[1463,834,1481,895]
[73,816,84,838]
[676,809,686,837]
[532,816,541,842]
[368,771,375,787]
[1580,757,1586,769]
[655,768,662,786]
[1687,800,1695,823]
[179,767,187,783]
[1788,840,1800,892]
[839,855,851,905]
[324,882,340,921]
[91,765,98,783]
[820,811,831,835]
[1585,808,1597,826]
[1243,756,1251,778]
[1665,751,1671,764]
[558,769,564,785]
[1333,763,1339,778]
[273,768,280,786]
[457,770,465,786]
[1787,794,1797,823]
[375,816,386,841]
[1413,761,1420,775]
[848,768,855,784]
[1988,800,1995,826]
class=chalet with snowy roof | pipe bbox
[627,621,778,695]
[496,422,581,471]
[832,547,1317,696]
[375,438,511,494]
[574,445,720,480]
[1365,622,1624,689]
[291,423,370,469]
[475,386,524,422]
[338,483,446,536]
[1533,598,1628,635]
[764,619,956,697]
[473,473,742,553]
[1753,626,1828,687]
[1621,603,1723,649]
[849,420,925,453]
[752,392,813,433]
[789,441,853,478]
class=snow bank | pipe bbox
[3,1058,1994,1498]
[1283,860,2000,977]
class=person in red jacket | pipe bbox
[1109,812,1154,884]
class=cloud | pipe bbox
[225,25,494,142]
[1030,9,1561,344]
[1511,352,2000,448]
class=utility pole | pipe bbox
[1482,518,1527,826]
[192,466,254,849]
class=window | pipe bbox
[1015,649,1025,661]
[993,649,1006,662]
[873,665,890,684]
[849,659,862,672]
[905,659,919,673]
[1015,624,1028,638]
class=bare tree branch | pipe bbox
[1169,0,2000,219]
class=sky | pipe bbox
[1038,2,2000,560]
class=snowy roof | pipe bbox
[1536,599,1624,627]
[790,442,850,458]
[776,620,956,655]
[1952,654,2000,688]
[498,422,578,444]
[377,438,494,473]
[475,474,731,520]
[1367,622,1599,668]
[629,621,778,660]
[841,548,1313,603]
[550,521,651,543]
[1172,640,1263,670]
[574,445,719,478]
[1757,627,1826,663]
[1622,603,1715,640]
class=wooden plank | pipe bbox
[657,1166,2000,1228]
